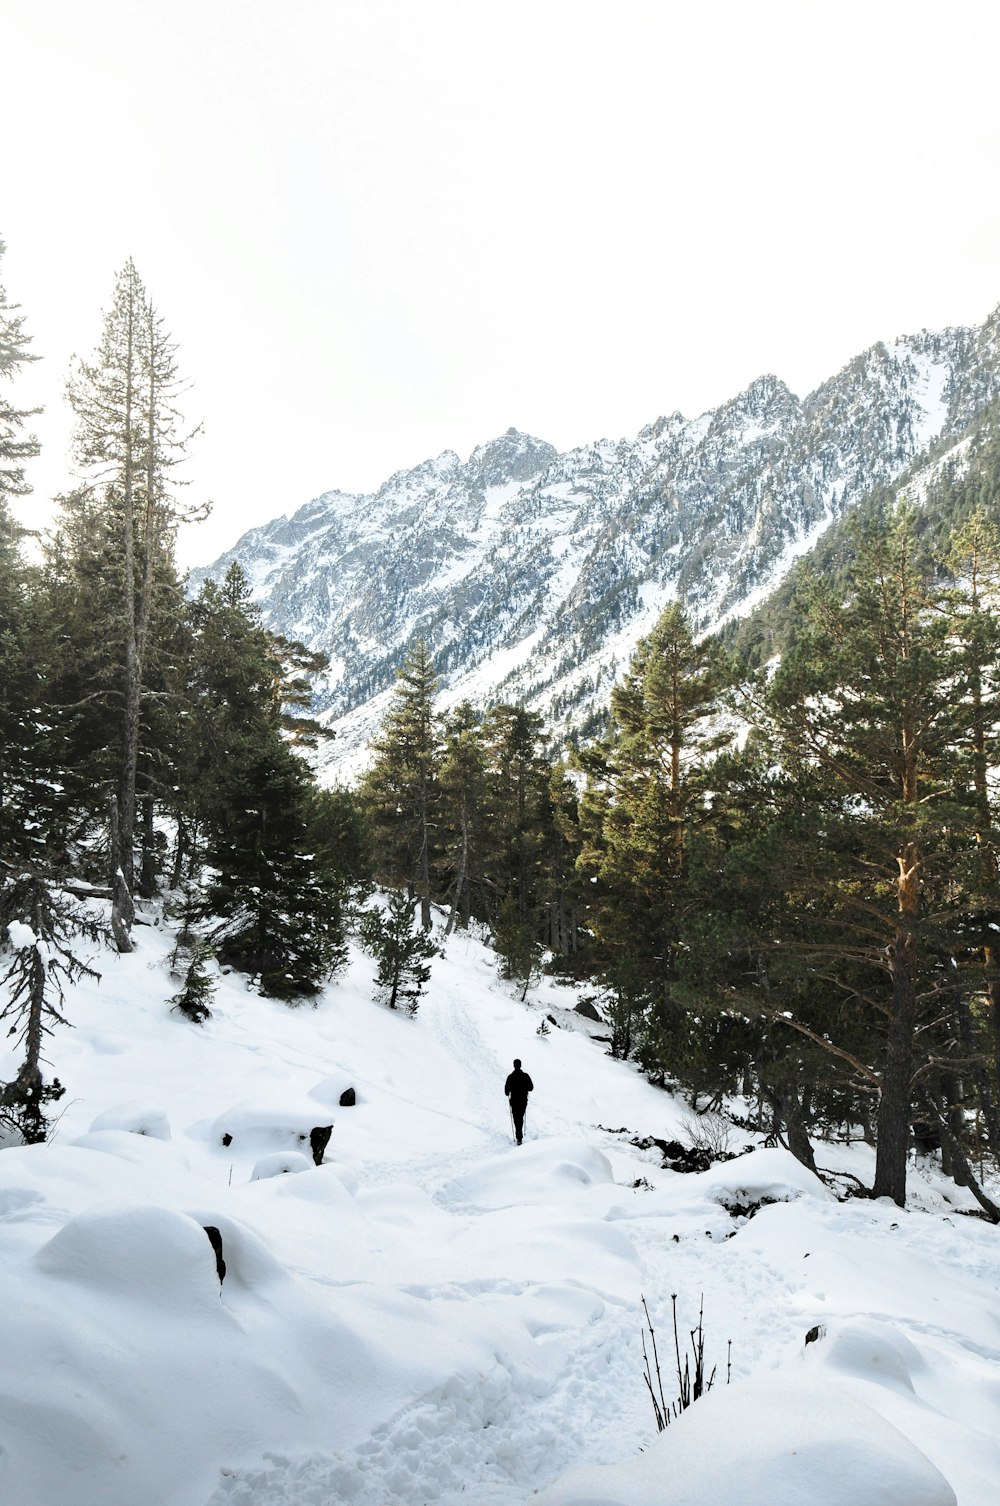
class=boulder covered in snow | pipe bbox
[34,1204,231,1308]
[250,1152,313,1181]
[693,1145,833,1210]
[210,1098,327,1155]
[89,1103,171,1140]
[538,1371,956,1506]
[308,1073,360,1108]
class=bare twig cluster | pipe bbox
[642,1293,730,1432]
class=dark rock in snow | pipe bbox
[203,1225,226,1285]
[309,1124,333,1165]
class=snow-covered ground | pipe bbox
[2,912,999,1506]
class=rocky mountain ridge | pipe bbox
[191,307,1000,777]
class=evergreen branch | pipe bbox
[757,1006,881,1085]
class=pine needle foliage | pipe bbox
[360,890,438,1014]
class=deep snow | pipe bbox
[1,910,998,1505]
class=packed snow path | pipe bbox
[1,917,999,1505]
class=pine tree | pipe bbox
[183,565,348,1001]
[180,563,281,866]
[167,942,217,1025]
[480,705,548,915]
[360,890,438,1013]
[438,700,487,934]
[65,261,202,946]
[539,760,586,962]
[0,234,40,513]
[360,640,440,928]
[678,738,866,1159]
[477,705,550,987]
[941,509,1000,1161]
[750,509,984,1203]
[0,235,47,873]
[306,784,371,896]
[577,603,728,1065]
[493,891,543,1001]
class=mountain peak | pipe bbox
[732,372,799,417]
[466,429,558,489]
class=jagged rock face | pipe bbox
[190,311,1000,776]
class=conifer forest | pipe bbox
[6,237,1000,1230]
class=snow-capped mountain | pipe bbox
[191,308,1000,774]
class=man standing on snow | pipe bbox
[504,1058,533,1144]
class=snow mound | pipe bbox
[1,1203,379,1506]
[437,1138,615,1210]
[88,1102,172,1139]
[34,1204,229,1308]
[694,1146,833,1209]
[308,1071,360,1106]
[0,1141,192,1257]
[209,1098,332,1152]
[808,1318,926,1396]
[538,1373,956,1506]
[250,1151,313,1180]
[178,1208,295,1289]
[71,1128,191,1179]
[251,1159,360,1200]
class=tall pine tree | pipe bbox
[577,603,728,1063]
[0,234,45,871]
[361,640,440,929]
[64,262,201,946]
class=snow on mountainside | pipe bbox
[190,308,1000,777]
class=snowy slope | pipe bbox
[189,307,1000,777]
[1,912,999,1505]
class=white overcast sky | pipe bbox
[5,0,1000,566]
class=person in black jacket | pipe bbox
[504,1058,533,1144]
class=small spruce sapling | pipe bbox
[166,882,217,1023]
[168,941,217,1024]
[360,890,438,1014]
[493,893,542,1002]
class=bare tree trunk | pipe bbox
[109,795,134,953]
[138,794,158,898]
[444,805,468,937]
[774,1082,818,1174]
[170,815,188,890]
[941,1070,970,1187]
[955,993,1000,1159]
[418,764,432,931]
[118,280,139,904]
[873,844,920,1205]
[919,1090,1000,1222]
